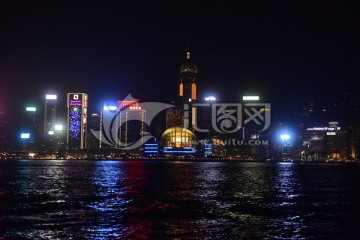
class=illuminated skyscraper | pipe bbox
[44,94,57,137]
[25,106,40,152]
[172,51,198,130]
[117,100,146,149]
[88,113,100,149]
[99,105,117,149]
[67,93,88,149]
[179,51,197,102]
[161,51,198,156]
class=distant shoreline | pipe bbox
[2,158,359,164]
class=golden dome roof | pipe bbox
[161,127,196,148]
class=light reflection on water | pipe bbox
[84,161,127,239]
[0,160,360,239]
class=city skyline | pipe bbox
[3,82,359,160]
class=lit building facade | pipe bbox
[302,122,347,161]
[179,52,197,101]
[43,94,58,153]
[44,94,57,137]
[88,113,100,150]
[99,105,117,149]
[143,143,159,156]
[67,93,88,149]
[192,96,217,140]
[160,127,196,156]
[178,51,197,129]
[25,106,40,153]
[116,100,146,150]
[161,51,198,156]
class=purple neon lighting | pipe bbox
[69,106,81,139]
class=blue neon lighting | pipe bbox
[69,106,81,140]
[164,150,195,153]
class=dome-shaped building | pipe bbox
[161,127,196,148]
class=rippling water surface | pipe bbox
[1,160,360,239]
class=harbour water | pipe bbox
[1,160,360,239]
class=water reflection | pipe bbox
[0,163,6,239]
[83,161,127,239]
[192,162,308,239]
[1,160,360,239]
[118,161,199,239]
[1,160,77,238]
[193,162,276,239]
[193,162,234,238]
[116,161,151,239]
[267,163,306,239]
[274,163,301,205]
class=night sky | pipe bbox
[0,1,359,124]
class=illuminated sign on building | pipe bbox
[55,124,63,131]
[307,127,341,131]
[46,94,57,100]
[103,105,117,111]
[67,93,88,149]
[21,133,30,139]
[44,94,57,137]
[327,132,336,135]
[280,134,290,140]
[26,107,36,112]
[205,96,216,101]
[243,96,260,101]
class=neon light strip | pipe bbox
[243,96,259,101]
[26,107,36,112]
[46,95,57,100]
[164,151,196,153]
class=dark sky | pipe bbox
[0,0,359,122]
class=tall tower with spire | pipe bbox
[179,51,197,129]
[179,51,197,102]
[165,51,199,130]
